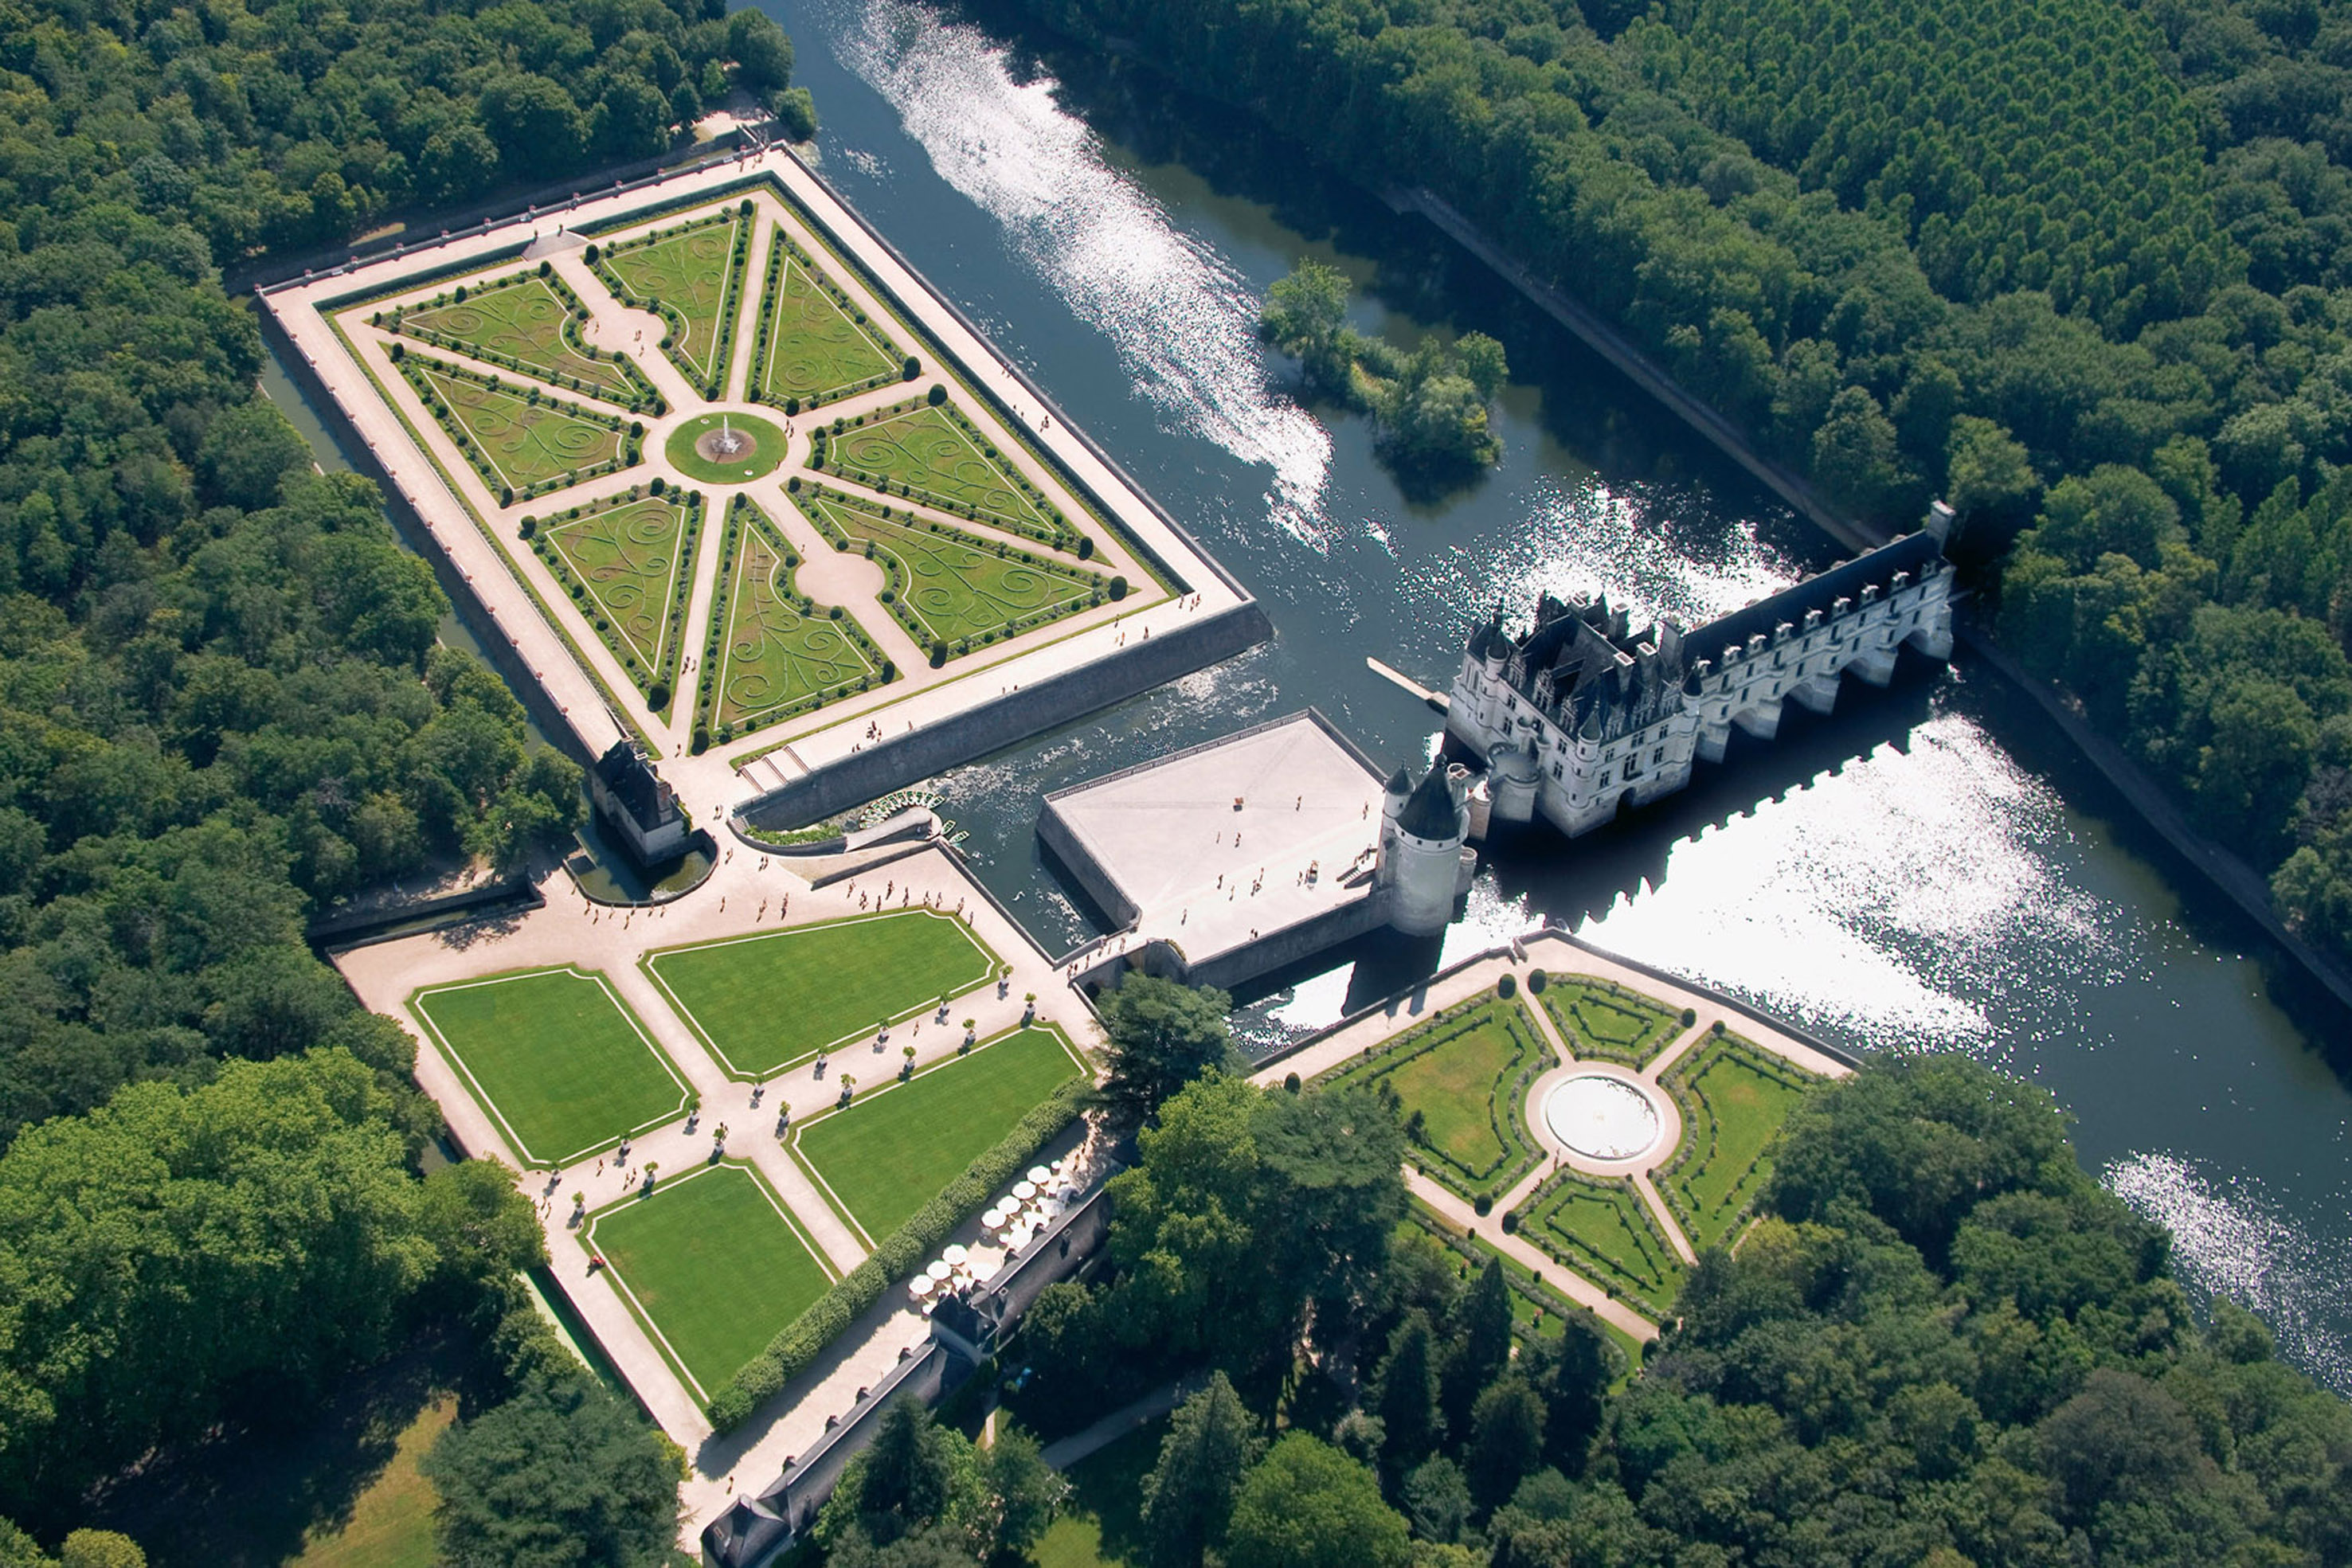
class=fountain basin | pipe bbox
[664,411,789,483]
[1542,1073,1664,1162]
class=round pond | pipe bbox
[1543,1073,1663,1162]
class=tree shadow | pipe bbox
[82,1329,487,1568]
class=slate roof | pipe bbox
[1396,760,1462,839]
[593,741,679,832]
[1692,531,1943,667]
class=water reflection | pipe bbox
[838,0,1337,546]
[766,0,2351,1389]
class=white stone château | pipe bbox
[1446,505,1959,839]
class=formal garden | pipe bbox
[640,909,1001,1079]
[792,482,1112,662]
[396,352,636,501]
[384,266,659,409]
[1540,973,1685,1067]
[752,229,907,409]
[526,488,701,707]
[812,397,1074,545]
[582,1161,837,1402]
[407,967,695,1167]
[700,496,890,740]
[1515,1168,1687,1320]
[1656,1030,1818,1252]
[789,1023,1090,1245]
[590,205,751,396]
[1316,996,1549,1206]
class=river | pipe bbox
[716,0,2352,1389]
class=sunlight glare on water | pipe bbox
[2107,1152,2350,1391]
[836,0,1337,547]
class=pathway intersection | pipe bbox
[276,146,1845,1549]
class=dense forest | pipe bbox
[0,0,806,1556]
[1007,0,2352,965]
[977,1035,2352,1568]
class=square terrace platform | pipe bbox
[1038,710,1390,978]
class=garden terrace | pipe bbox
[407,967,693,1167]
[640,909,1000,1079]
[397,354,634,499]
[583,1162,836,1402]
[593,205,751,396]
[789,1023,1090,1245]
[1317,994,1551,1205]
[386,268,658,409]
[1517,1167,1688,1320]
[792,483,1108,659]
[1657,1032,1818,1253]
[814,398,1073,547]
[702,496,889,739]
[530,489,702,706]
[752,230,906,411]
[1540,974,1685,1068]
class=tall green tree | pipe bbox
[1094,976,1238,1126]
[1140,1373,1263,1568]
[1223,1436,1410,1568]
[422,1374,683,1568]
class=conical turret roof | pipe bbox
[1396,759,1462,839]
[1385,765,1414,795]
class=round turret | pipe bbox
[1489,741,1540,825]
[1386,760,1468,936]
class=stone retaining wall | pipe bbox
[737,602,1274,829]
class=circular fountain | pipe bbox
[1542,1073,1665,1162]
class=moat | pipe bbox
[750,0,2352,1388]
[256,0,2352,1398]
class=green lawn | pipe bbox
[400,355,628,495]
[1660,1035,1817,1253]
[794,485,1104,655]
[642,909,1000,1078]
[1540,976,1685,1067]
[1320,997,1549,1200]
[534,493,698,697]
[287,1393,452,1568]
[756,236,903,409]
[585,1162,836,1402]
[664,411,789,484]
[706,498,883,734]
[1521,1171,1685,1321]
[409,968,692,1167]
[595,211,747,392]
[822,401,1059,538]
[393,271,654,406]
[792,1025,1087,1245]
[1029,1417,1164,1568]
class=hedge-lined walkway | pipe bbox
[1256,929,1852,1337]
[335,841,1100,1468]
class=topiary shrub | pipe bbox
[1681,1007,1697,1028]
[1109,575,1129,601]
[691,726,709,754]
[648,679,671,710]
[1497,973,1518,999]
[518,515,536,538]
[1076,536,1094,560]
[650,475,666,495]
[1527,968,1548,994]
[929,639,948,668]
[1473,1192,1493,1218]
[926,383,947,407]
